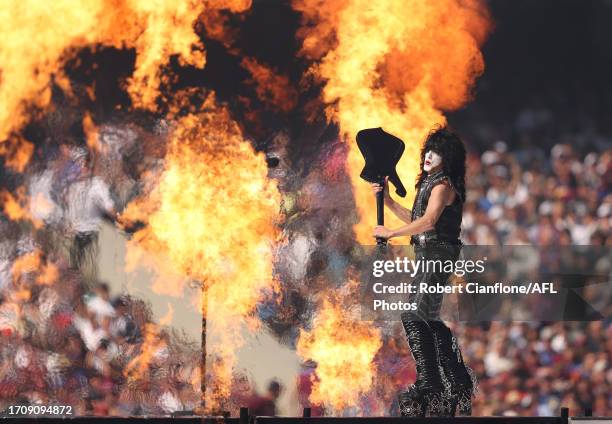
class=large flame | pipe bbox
[121,93,280,410]
[292,0,491,411]
[2,0,279,411]
[0,0,251,164]
[297,292,382,413]
[293,0,491,242]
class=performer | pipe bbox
[372,126,475,417]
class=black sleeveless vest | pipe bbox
[410,170,462,246]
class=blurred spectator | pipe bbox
[296,360,325,416]
[0,263,199,416]
[461,142,610,246]
[247,380,282,416]
[63,147,116,287]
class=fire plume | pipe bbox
[121,93,280,409]
[124,0,207,110]
[296,293,382,413]
[2,0,281,411]
[0,0,251,163]
[293,0,491,242]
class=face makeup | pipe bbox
[423,150,442,172]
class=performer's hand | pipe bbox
[373,225,394,240]
[371,177,391,201]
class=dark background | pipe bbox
[450,0,612,152]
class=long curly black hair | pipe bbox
[415,126,466,202]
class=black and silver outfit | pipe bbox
[398,170,475,417]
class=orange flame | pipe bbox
[297,293,382,413]
[123,309,173,383]
[11,249,58,286]
[292,0,490,411]
[83,112,101,153]
[124,322,167,380]
[124,0,208,110]
[293,0,491,242]
[121,93,280,410]
[241,57,298,113]
[0,187,43,228]
[2,1,276,410]
[0,137,34,172]
[0,0,252,166]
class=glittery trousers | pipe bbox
[398,244,474,416]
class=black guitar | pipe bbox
[356,127,407,246]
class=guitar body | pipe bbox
[356,127,407,198]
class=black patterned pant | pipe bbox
[402,244,461,323]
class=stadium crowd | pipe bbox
[461,140,610,247]
[448,105,611,415]
[0,269,201,415]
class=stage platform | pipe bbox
[0,419,572,424]
[3,407,611,424]
[4,418,611,424]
